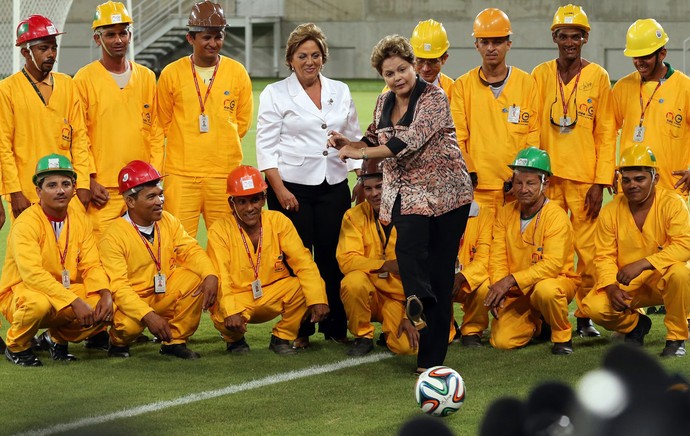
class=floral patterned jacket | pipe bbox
[361,78,473,223]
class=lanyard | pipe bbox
[637,80,663,128]
[21,68,47,105]
[131,220,162,272]
[556,66,581,119]
[375,220,390,256]
[56,216,70,269]
[237,220,263,280]
[190,55,219,115]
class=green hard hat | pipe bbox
[508,147,552,176]
[32,153,77,186]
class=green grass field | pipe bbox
[1,79,688,436]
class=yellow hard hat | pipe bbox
[472,8,512,38]
[619,144,658,169]
[624,19,669,58]
[410,19,450,59]
[92,1,132,30]
[551,4,590,32]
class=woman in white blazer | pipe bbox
[256,23,361,345]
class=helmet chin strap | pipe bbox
[26,45,42,74]
[640,169,657,204]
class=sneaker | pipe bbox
[269,335,296,355]
[405,295,427,330]
[85,330,110,351]
[624,314,652,346]
[226,337,250,354]
[660,340,686,358]
[5,347,42,367]
[551,340,574,355]
[576,318,601,337]
[159,343,200,360]
[41,331,77,361]
[292,337,310,350]
[107,344,131,358]
[461,334,483,347]
[347,338,374,356]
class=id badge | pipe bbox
[633,125,645,143]
[154,272,166,294]
[507,105,521,124]
[62,269,70,289]
[199,114,209,133]
[378,272,389,279]
[251,279,263,300]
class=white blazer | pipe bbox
[256,73,362,185]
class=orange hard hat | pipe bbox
[227,165,268,196]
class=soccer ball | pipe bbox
[415,366,466,417]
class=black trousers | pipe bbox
[267,178,350,339]
[392,198,471,369]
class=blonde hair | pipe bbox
[285,23,328,69]
[370,34,415,75]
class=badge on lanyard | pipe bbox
[559,117,573,134]
[199,114,209,133]
[378,271,389,279]
[251,279,263,299]
[154,272,166,294]
[507,105,521,124]
[62,269,70,288]
[633,125,646,142]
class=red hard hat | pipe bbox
[118,160,162,194]
[227,165,267,196]
[16,15,64,47]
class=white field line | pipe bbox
[14,352,393,436]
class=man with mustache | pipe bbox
[0,155,112,367]
[207,166,329,355]
[98,161,218,359]
[583,145,690,358]
[0,15,91,220]
[157,1,253,238]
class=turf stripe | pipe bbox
[15,352,393,436]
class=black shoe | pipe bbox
[405,295,427,330]
[226,337,250,354]
[347,337,374,356]
[32,331,49,351]
[376,333,387,347]
[0,337,5,354]
[647,306,658,315]
[159,343,200,360]
[269,335,296,355]
[657,306,667,314]
[533,319,552,343]
[461,334,483,347]
[660,340,686,358]
[107,344,131,358]
[85,330,110,351]
[5,347,42,367]
[135,334,151,343]
[292,337,310,350]
[576,318,601,337]
[624,314,652,346]
[551,340,574,355]
[41,331,77,361]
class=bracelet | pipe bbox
[361,147,368,159]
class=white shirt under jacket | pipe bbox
[256,72,362,185]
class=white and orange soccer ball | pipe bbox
[415,366,466,417]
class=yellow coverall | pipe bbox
[613,66,690,197]
[453,202,492,337]
[0,71,90,203]
[98,211,216,346]
[532,60,617,317]
[0,204,110,352]
[157,56,253,237]
[73,61,164,238]
[489,201,579,349]
[336,201,414,355]
[583,188,690,340]
[207,211,327,343]
[450,66,541,218]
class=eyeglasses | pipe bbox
[414,58,442,68]
[549,95,578,128]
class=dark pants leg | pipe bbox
[267,179,350,339]
[393,198,470,368]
